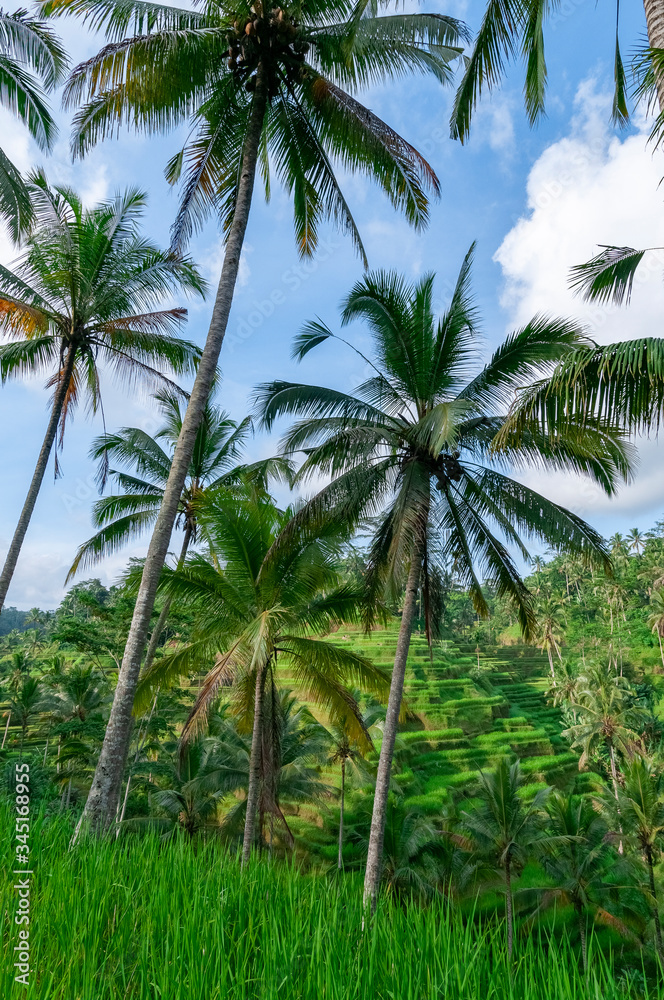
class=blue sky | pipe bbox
[1,0,663,609]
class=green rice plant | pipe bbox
[1,806,657,1000]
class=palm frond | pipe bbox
[569,246,648,306]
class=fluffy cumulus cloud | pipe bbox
[495,80,664,529]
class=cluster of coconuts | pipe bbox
[226,5,311,94]
[435,452,463,489]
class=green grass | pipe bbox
[0,808,657,1000]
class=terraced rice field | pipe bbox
[278,626,590,859]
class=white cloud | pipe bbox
[494,79,664,526]
[472,94,516,159]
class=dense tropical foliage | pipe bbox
[3,0,664,994]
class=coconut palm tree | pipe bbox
[534,790,626,974]
[255,253,633,907]
[563,665,647,805]
[327,699,381,868]
[0,10,66,239]
[45,0,470,840]
[133,487,389,863]
[463,757,550,959]
[613,755,664,963]
[5,674,44,754]
[647,589,664,670]
[535,595,566,681]
[141,695,330,842]
[45,663,108,722]
[67,390,252,583]
[0,179,204,614]
[628,528,646,555]
[66,388,288,669]
[609,533,630,562]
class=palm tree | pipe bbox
[609,533,630,564]
[613,755,664,964]
[648,589,664,671]
[67,390,252,582]
[141,695,329,843]
[535,790,623,974]
[66,389,287,669]
[463,757,550,958]
[535,595,566,681]
[255,254,633,907]
[563,665,646,806]
[46,0,470,840]
[327,699,381,868]
[530,555,546,592]
[628,528,646,556]
[45,663,108,722]
[548,659,579,711]
[449,0,662,141]
[133,487,389,863]
[0,180,204,614]
[6,675,44,754]
[368,800,446,899]
[0,10,66,239]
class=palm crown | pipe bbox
[67,389,264,581]
[0,179,204,613]
[43,0,468,260]
[136,487,388,729]
[0,179,204,431]
[256,249,632,637]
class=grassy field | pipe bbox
[0,807,658,1000]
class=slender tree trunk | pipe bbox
[1,712,10,749]
[76,66,269,839]
[363,517,427,910]
[609,745,624,854]
[547,644,555,683]
[658,632,664,673]
[0,346,77,613]
[647,849,664,965]
[576,905,588,974]
[645,0,664,112]
[338,758,345,870]
[242,661,266,867]
[505,854,514,959]
[142,525,193,674]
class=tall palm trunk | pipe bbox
[0,345,76,613]
[363,522,426,910]
[575,903,588,974]
[609,745,624,854]
[647,847,664,965]
[1,712,10,749]
[505,853,514,959]
[645,0,664,112]
[338,758,346,870]
[242,661,267,866]
[142,524,193,673]
[77,64,269,838]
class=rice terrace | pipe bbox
[3,0,664,994]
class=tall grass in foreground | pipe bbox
[0,808,657,999]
